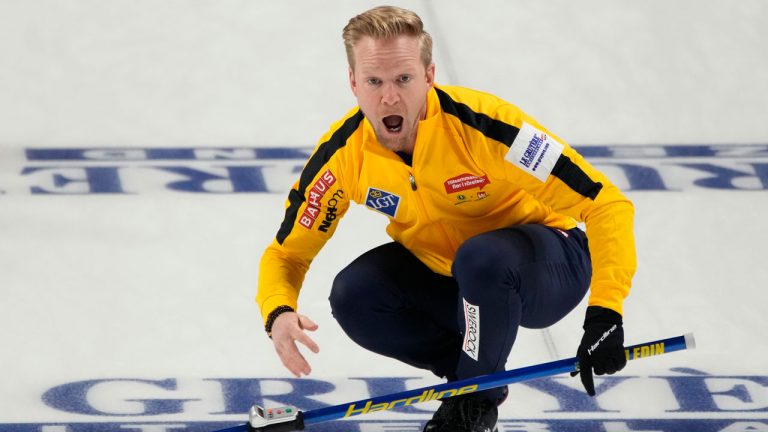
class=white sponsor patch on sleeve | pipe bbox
[504,122,565,182]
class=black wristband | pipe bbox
[265,305,295,338]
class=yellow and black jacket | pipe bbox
[257,85,636,323]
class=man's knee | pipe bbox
[329,268,361,321]
[453,230,532,282]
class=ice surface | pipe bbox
[1,1,766,430]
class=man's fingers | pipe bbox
[603,357,620,375]
[298,314,319,331]
[296,331,320,354]
[292,315,320,353]
[283,355,311,377]
[580,370,596,396]
[572,358,596,396]
[269,312,319,376]
[616,355,628,372]
[276,340,312,377]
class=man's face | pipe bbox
[349,35,435,154]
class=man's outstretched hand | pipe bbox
[270,311,320,377]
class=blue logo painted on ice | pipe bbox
[10,370,768,431]
[6,144,768,194]
[365,187,400,218]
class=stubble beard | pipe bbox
[375,118,419,154]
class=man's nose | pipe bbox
[381,83,400,105]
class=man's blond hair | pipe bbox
[342,6,433,70]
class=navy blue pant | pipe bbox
[329,224,591,400]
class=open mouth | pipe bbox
[382,115,404,133]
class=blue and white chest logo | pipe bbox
[504,122,565,182]
[365,187,401,218]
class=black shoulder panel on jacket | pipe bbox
[434,86,520,146]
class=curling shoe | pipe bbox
[422,392,499,432]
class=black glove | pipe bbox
[571,306,626,396]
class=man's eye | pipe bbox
[367,78,381,85]
[399,75,411,83]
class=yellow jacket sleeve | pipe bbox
[255,110,360,324]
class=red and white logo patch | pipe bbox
[298,169,337,229]
[444,173,490,194]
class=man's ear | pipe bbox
[425,63,436,87]
[348,67,358,96]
